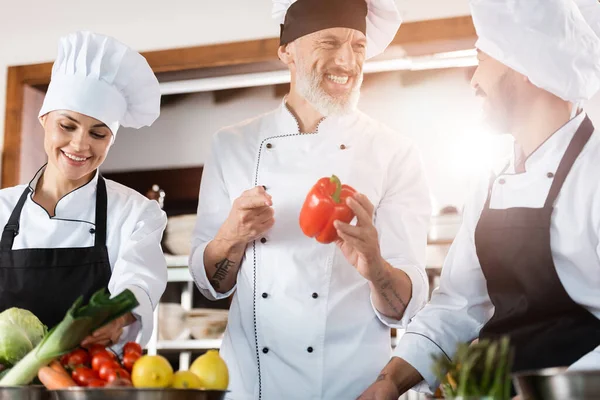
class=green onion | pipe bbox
[0,288,138,386]
[431,336,513,399]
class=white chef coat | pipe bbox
[190,101,431,400]
[0,166,168,347]
[394,112,600,393]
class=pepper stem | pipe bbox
[330,175,342,204]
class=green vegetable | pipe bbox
[0,288,138,386]
[0,308,47,366]
[432,336,514,400]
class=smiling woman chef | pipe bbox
[0,31,167,349]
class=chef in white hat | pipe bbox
[359,0,600,398]
[189,0,431,399]
[0,31,167,349]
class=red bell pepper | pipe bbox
[299,175,357,244]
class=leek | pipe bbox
[0,288,138,386]
[431,337,514,399]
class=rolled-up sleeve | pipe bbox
[393,183,494,393]
[189,134,236,301]
[109,200,168,347]
[372,143,432,328]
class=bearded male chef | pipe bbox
[189,0,432,399]
[358,0,600,399]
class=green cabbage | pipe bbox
[0,308,46,366]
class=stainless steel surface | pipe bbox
[514,367,600,400]
[49,388,226,400]
[0,385,49,400]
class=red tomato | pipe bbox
[106,378,133,387]
[59,354,70,367]
[123,342,142,356]
[71,367,98,387]
[121,352,140,372]
[63,349,90,368]
[98,360,121,381]
[91,351,116,371]
[87,379,106,388]
[106,368,131,383]
[86,344,107,357]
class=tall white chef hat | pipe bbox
[39,31,161,137]
[470,0,600,103]
[273,0,402,59]
[575,0,600,38]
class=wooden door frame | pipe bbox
[2,16,475,188]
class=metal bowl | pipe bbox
[48,388,227,400]
[0,385,49,400]
[513,367,600,400]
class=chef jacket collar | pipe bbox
[275,97,360,136]
[506,112,588,175]
[28,164,99,221]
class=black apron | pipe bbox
[475,116,600,373]
[0,176,112,329]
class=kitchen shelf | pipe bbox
[156,338,222,351]
[165,254,190,268]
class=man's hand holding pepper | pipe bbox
[334,193,413,321]
[333,193,383,281]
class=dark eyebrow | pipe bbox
[58,112,79,123]
[58,112,107,129]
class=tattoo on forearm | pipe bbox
[209,258,235,289]
[376,360,405,394]
[376,274,408,317]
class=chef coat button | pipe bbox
[260,237,267,244]
[547,172,554,178]
[340,144,346,150]
[312,293,318,299]
[262,347,269,354]
[262,292,268,299]
[89,228,96,234]
[266,143,273,149]
[498,178,506,185]
[307,347,314,353]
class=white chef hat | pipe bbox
[575,0,600,39]
[273,0,402,59]
[470,0,600,103]
[39,31,161,136]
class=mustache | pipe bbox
[322,67,361,77]
[475,88,486,97]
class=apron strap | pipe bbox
[1,175,109,250]
[544,116,595,208]
[94,175,108,248]
[0,187,33,251]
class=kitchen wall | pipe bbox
[0,0,471,183]
[102,68,600,212]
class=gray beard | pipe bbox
[295,62,362,117]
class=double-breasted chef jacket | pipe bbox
[190,101,432,400]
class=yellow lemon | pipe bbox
[189,350,229,390]
[171,370,203,389]
[131,355,173,388]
